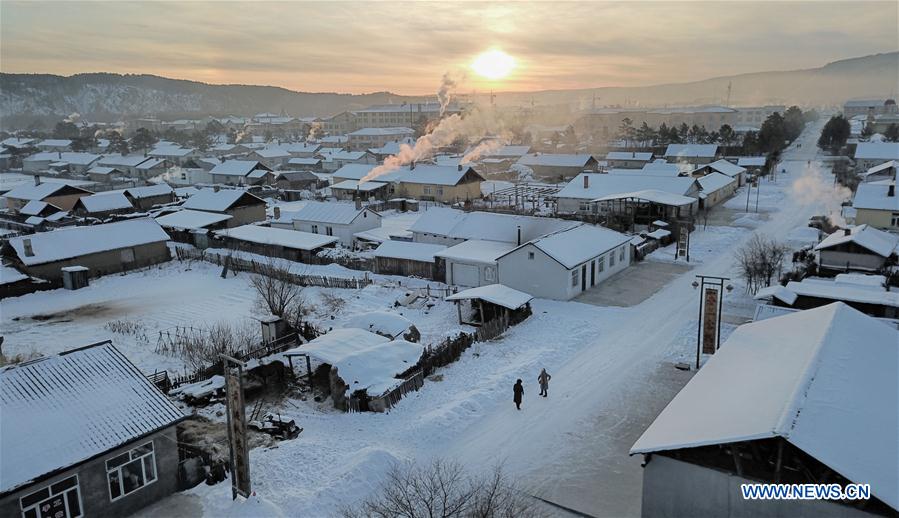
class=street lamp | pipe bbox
[692,275,732,369]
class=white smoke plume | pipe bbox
[789,161,853,226]
[306,121,322,141]
[360,102,510,184]
[437,72,462,117]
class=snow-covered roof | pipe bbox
[400,165,483,186]
[0,137,35,148]
[291,201,378,225]
[4,182,91,201]
[155,209,232,230]
[737,156,767,167]
[409,209,578,243]
[631,303,898,511]
[126,183,174,199]
[814,224,899,257]
[446,284,533,310]
[136,158,167,170]
[516,153,595,168]
[8,218,170,266]
[697,172,737,193]
[287,157,322,166]
[182,189,263,212]
[75,192,133,213]
[593,189,697,207]
[664,144,718,159]
[149,145,193,157]
[852,182,899,211]
[210,160,268,177]
[0,341,185,493]
[86,166,119,175]
[37,139,72,148]
[373,240,446,263]
[344,312,415,340]
[283,142,321,154]
[753,285,799,305]
[332,163,406,183]
[861,160,898,182]
[556,173,698,201]
[98,154,152,168]
[348,127,414,136]
[174,186,200,197]
[606,151,653,161]
[434,239,517,264]
[641,160,681,175]
[854,142,899,160]
[216,224,337,250]
[252,147,291,159]
[23,152,101,166]
[508,224,630,269]
[285,329,423,395]
[367,138,415,156]
[0,264,29,285]
[331,179,388,192]
[19,200,58,216]
[702,159,746,177]
[783,274,899,307]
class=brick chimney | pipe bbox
[844,228,851,236]
[457,164,463,171]
[33,175,41,186]
[583,174,589,189]
[889,184,895,197]
[273,206,281,220]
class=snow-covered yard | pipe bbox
[0,260,465,375]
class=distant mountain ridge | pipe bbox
[1,52,896,129]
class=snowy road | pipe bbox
[444,121,840,516]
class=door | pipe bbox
[581,264,587,291]
[452,263,480,287]
[590,261,596,286]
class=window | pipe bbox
[311,224,319,234]
[619,247,625,262]
[892,213,899,227]
[436,186,444,196]
[423,186,432,195]
[120,248,135,263]
[485,266,496,281]
[528,251,535,260]
[597,256,605,272]
[107,442,157,502]
[325,226,333,236]
[578,202,591,213]
[571,269,579,287]
[20,476,82,518]
[610,252,616,267]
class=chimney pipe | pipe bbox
[843,228,851,236]
[22,238,34,257]
[213,185,220,192]
[517,225,521,246]
[889,184,896,197]
[273,206,281,220]
[57,151,62,159]
[457,164,463,171]
[33,175,41,186]
[355,197,362,210]
[410,160,415,170]
[583,174,589,189]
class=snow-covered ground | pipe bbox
[18,122,846,517]
[0,259,464,375]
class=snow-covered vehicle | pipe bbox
[248,413,302,440]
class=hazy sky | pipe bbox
[1,1,896,95]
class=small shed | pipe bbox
[344,311,420,342]
[445,284,534,326]
[61,265,90,290]
[284,329,424,412]
[373,240,446,279]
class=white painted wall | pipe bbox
[497,242,631,300]
[443,258,498,287]
[292,211,380,246]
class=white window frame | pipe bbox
[891,213,899,227]
[106,441,158,502]
[325,226,333,236]
[20,475,83,518]
[598,255,605,272]
[610,251,616,267]
[485,266,496,282]
[423,186,432,195]
[311,224,319,234]
[619,246,625,262]
[436,185,444,196]
[571,269,579,287]
[527,251,535,260]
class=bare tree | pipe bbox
[735,233,790,294]
[342,459,543,518]
[250,259,304,318]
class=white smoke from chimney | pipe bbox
[789,162,852,226]
[437,72,463,117]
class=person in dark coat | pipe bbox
[513,379,524,410]
[538,368,551,397]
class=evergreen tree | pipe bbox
[758,112,787,153]
[817,115,851,154]
[884,123,899,142]
[131,127,158,151]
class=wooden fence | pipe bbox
[176,247,373,290]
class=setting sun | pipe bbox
[471,49,516,80]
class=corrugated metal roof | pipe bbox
[0,342,184,493]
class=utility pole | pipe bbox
[725,81,732,107]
